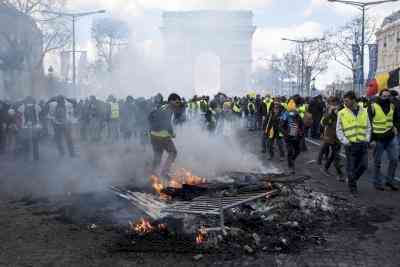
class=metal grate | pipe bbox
[111,185,279,232]
[111,186,167,219]
[163,190,278,215]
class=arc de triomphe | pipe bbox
[161,11,256,96]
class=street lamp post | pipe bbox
[327,0,399,96]
[282,38,324,96]
[261,57,283,95]
[42,9,106,97]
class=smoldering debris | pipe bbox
[15,173,392,260]
[108,171,382,256]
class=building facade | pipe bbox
[376,10,400,74]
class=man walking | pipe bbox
[280,99,304,174]
[148,93,181,179]
[337,91,371,194]
[16,96,42,161]
[47,95,76,158]
[319,96,344,181]
[368,89,399,191]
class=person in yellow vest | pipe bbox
[232,97,241,116]
[279,98,304,174]
[367,89,399,191]
[336,91,371,194]
[262,101,285,161]
[247,97,257,131]
[148,93,181,179]
[107,95,120,142]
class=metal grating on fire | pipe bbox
[111,176,283,231]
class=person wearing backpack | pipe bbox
[15,96,42,161]
[47,95,76,158]
[263,101,285,161]
[319,96,344,181]
[279,99,304,174]
[148,93,181,179]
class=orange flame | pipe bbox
[150,168,207,196]
[150,175,164,193]
[196,227,207,245]
[130,218,154,234]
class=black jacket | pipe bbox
[148,104,174,135]
[367,99,400,142]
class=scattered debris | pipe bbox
[252,233,261,246]
[243,245,254,254]
[88,224,97,230]
[193,254,204,261]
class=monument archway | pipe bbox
[194,51,221,95]
[161,11,256,97]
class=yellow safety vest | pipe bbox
[248,102,256,113]
[150,104,172,138]
[233,103,241,113]
[263,99,272,113]
[110,102,119,119]
[297,105,306,119]
[372,103,394,134]
[338,107,369,143]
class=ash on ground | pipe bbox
[112,184,371,256]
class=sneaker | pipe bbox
[374,184,385,191]
[385,183,399,191]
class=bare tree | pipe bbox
[301,37,331,81]
[91,18,130,72]
[327,15,377,75]
[2,0,71,66]
[273,37,330,95]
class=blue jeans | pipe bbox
[247,114,256,130]
[373,137,398,186]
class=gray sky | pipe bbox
[59,0,400,90]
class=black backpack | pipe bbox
[148,105,168,132]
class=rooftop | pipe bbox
[381,10,400,28]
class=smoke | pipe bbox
[174,119,278,178]
[0,117,279,200]
[69,0,272,14]
[66,0,262,98]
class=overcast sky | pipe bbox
[63,0,400,90]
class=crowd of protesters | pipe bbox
[0,88,399,195]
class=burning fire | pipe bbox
[130,218,153,234]
[196,227,207,245]
[150,175,164,194]
[129,218,168,235]
[150,168,207,196]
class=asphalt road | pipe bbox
[0,131,399,266]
